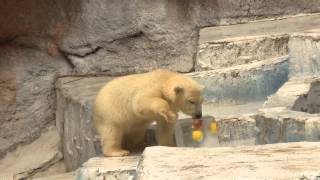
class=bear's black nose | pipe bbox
[194,112,202,119]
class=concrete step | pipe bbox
[289,29,320,77]
[263,76,320,111]
[55,77,111,171]
[190,55,289,104]
[197,13,320,71]
[200,13,320,43]
[137,143,320,180]
[196,34,289,71]
[74,142,320,179]
[75,156,139,180]
[33,172,75,180]
[176,76,320,147]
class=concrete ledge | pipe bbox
[190,56,289,104]
[75,156,139,180]
[55,76,113,171]
[289,29,320,77]
[137,143,320,180]
[196,34,289,71]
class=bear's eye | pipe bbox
[188,100,195,104]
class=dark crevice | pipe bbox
[66,46,103,58]
[0,36,18,46]
[61,31,145,61]
[59,49,76,69]
[108,31,145,43]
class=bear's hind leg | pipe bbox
[99,124,130,157]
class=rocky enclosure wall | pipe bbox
[1,0,320,158]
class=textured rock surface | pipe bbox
[75,156,139,180]
[137,143,320,180]
[0,45,71,158]
[196,35,289,71]
[59,0,320,75]
[289,29,320,77]
[32,160,67,179]
[0,126,62,179]
[190,56,289,104]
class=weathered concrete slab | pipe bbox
[190,56,289,104]
[75,156,139,180]
[256,76,320,143]
[289,29,320,77]
[137,143,320,180]
[200,13,320,43]
[0,126,62,179]
[34,172,75,180]
[263,76,320,113]
[55,76,113,171]
[256,108,320,143]
[196,34,289,71]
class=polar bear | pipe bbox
[92,69,203,157]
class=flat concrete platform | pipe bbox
[74,142,320,179]
[137,143,320,180]
[200,13,320,44]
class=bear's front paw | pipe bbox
[159,109,177,123]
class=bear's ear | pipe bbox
[174,86,184,94]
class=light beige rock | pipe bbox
[75,155,139,180]
[137,143,320,180]
[33,172,75,180]
[32,160,67,179]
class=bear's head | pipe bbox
[163,75,204,118]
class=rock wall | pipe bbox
[1,0,320,159]
[0,45,71,158]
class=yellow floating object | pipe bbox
[192,130,203,142]
[210,121,217,134]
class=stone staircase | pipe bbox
[40,13,320,179]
